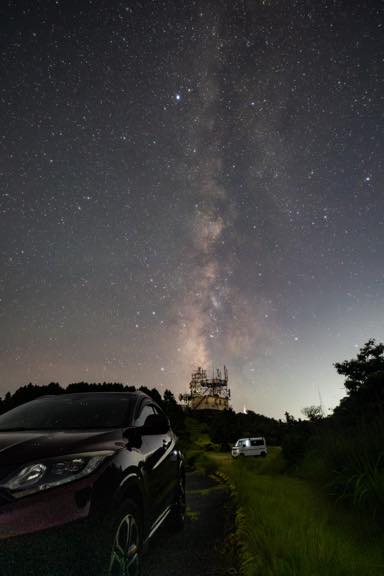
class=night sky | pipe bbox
[1,1,383,418]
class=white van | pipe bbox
[231,437,267,458]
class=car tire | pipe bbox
[168,469,186,532]
[103,499,143,576]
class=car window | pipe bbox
[251,439,265,447]
[152,405,171,430]
[134,404,155,427]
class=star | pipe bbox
[0,0,382,422]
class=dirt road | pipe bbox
[142,471,238,576]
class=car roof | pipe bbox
[32,391,149,401]
[35,390,150,400]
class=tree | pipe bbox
[284,411,296,424]
[210,410,241,450]
[301,405,324,422]
[334,339,384,395]
[163,389,177,407]
[162,389,185,435]
[332,340,384,422]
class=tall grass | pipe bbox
[298,412,384,522]
[208,451,384,576]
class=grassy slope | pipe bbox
[203,449,384,576]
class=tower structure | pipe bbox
[179,366,230,410]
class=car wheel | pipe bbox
[168,469,185,531]
[108,500,142,576]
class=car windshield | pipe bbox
[0,395,134,430]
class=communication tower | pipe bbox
[179,366,230,411]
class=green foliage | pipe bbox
[281,420,314,466]
[305,415,384,522]
[206,453,384,576]
[181,417,220,470]
[209,410,241,450]
[188,408,284,450]
[286,341,384,524]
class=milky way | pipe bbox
[0,1,383,417]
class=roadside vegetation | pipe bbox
[182,340,384,576]
[205,451,384,576]
[282,339,384,523]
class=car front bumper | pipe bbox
[0,475,108,575]
[0,475,94,540]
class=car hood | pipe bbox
[0,429,126,473]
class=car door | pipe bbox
[151,404,177,509]
[133,402,175,526]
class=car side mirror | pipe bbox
[123,427,142,449]
[141,413,170,435]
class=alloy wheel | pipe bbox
[108,513,140,576]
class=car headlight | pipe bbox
[1,451,114,497]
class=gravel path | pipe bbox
[142,471,238,576]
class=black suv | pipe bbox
[0,391,185,575]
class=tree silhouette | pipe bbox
[301,405,324,422]
[284,411,296,424]
[162,389,185,435]
[332,339,384,422]
[335,339,384,394]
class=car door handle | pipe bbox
[162,438,170,449]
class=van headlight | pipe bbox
[1,451,114,497]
